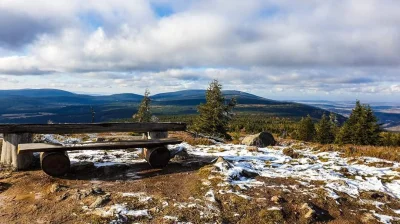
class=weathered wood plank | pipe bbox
[0,133,33,170]
[0,122,186,134]
[18,138,182,153]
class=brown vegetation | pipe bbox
[316,144,400,162]
[170,131,213,145]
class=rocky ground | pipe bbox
[1,133,400,224]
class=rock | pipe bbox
[271,195,285,204]
[246,146,259,152]
[70,161,95,172]
[300,202,333,222]
[361,212,376,223]
[171,147,190,161]
[73,189,91,200]
[49,183,61,193]
[214,157,233,171]
[301,203,315,219]
[241,169,259,178]
[241,132,276,147]
[89,193,111,208]
[149,207,159,213]
[58,192,69,201]
[91,186,104,195]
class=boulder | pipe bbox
[242,132,276,147]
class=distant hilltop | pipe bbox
[0,88,345,124]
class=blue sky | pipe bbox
[0,0,399,102]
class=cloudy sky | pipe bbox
[0,0,399,102]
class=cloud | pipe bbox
[0,0,399,101]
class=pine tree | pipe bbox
[296,115,316,142]
[335,100,380,145]
[133,89,152,122]
[364,105,380,145]
[194,80,236,138]
[316,113,335,144]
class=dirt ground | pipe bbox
[1,160,399,224]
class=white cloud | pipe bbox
[0,0,399,101]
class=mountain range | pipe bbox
[0,88,346,124]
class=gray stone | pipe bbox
[241,169,259,178]
[58,192,69,201]
[49,183,61,193]
[301,203,315,219]
[271,195,285,204]
[91,186,104,194]
[241,132,276,147]
[214,157,233,170]
[70,161,95,172]
[90,193,111,208]
[300,202,333,222]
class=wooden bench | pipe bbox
[0,123,186,176]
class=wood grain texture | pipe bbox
[18,138,182,153]
[0,122,186,134]
[0,133,33,170]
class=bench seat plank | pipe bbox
[18,138,182,153]
[0,122,186,134]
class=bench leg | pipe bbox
[40,151,70,176]
[143,146,170,168]
[0,133,33,170]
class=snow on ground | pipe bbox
[41,134,400,222]
[49,133,400,202]
[68,148,144,167]
[178,142,400,201]
[83,203,151,223]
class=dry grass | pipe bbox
[170,131,214,145]
[317,144,400,162]
[282,148,301,158]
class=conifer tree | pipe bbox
[194,80,236,138]
[364,105,380,145]
[316,113,335,144]
[133,89,152,122]
[335,100,380,145]
[296,115,316,142]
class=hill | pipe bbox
[0,89,344,124]
[0,89,76,97]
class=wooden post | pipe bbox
[144,131,170,167]
[0,133,33,170]
[40,151,70,176]
[148,131,168,140]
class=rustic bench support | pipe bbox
[143,146,171,168]
[148,131,168,140]
[40,151,70,176]
[143,131,171,168]
[0,133,33,170]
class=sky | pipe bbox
[0,0,399,102]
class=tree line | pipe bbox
[132,80,400,146]
[293,101,400,146]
